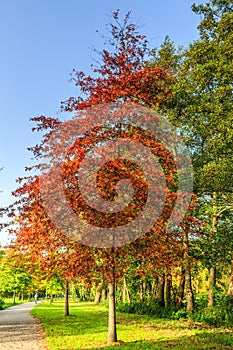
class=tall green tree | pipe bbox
[158,0,233,306]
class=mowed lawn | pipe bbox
[31,301,233,350]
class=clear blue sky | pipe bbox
[0,0,203,246]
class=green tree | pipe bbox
[158,0,233,306]
[0,250,32,301]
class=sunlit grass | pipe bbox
[0,297,31,309]
[31,301,233,349]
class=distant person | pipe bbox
[34,293,38,304]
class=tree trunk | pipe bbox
[152,277,158,298]
[13,291,16,304]
[139,282,145,302]
[177,266,185,309]
[227,254,233,297]
[122,278,126,303]
[64,281,69,316]
[122,277,130,304]
[108,281,117,343]
[208,266,216,306]
[208,191,217,306]
[165,274,172,308]
[94,287,101,303]
[101,287,107,302]
[108,248,117,344]
[156,274,165,306]
[183,228,194,312]
[185,260,194,312]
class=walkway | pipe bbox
[0,301,48,350]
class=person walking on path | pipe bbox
[0,301,48,350]
[34,292,38,304]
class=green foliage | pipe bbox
[192,0,233,40]
[0,297,4,310]
[171,308,190,320]
[192,296,233,327]
[117,294,233,328]
[117,299,176,318]
[156,0,233,311]
[194,293,208,310]
[0,258,32,297]
[0,298,32,310]
[45,275,63,296]
[158,0,233,196]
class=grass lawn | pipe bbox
[31,301,233,350]
[0,297,31,310]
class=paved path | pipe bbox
[0,302,48,350]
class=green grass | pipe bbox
[31,301,233,350]
[0,297,31,310]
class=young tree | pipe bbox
[8,11,193,344]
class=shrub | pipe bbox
[117,299,175,318]
[191,296,233,327]
[194,293,208,310]
[117,295,233,327]
[171,308,189,320]
[0,298,5,310]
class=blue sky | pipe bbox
[0,0,202,245]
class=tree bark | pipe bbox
[185,260,194,312]
[152,277,158,298]
[165,274,172,307]
[108,248,117,344]
[177,266,185,309]
[183,228,194,312]
[227,254,233,297]
[94,287,101,303]
[156,274,165,306]
[139,282,145,302]
[208,266,216,306]
[64,281,69,316]
[122,277,130,304]
[101,287,107,302]
[208,191,217,306]
[108,281,117,343]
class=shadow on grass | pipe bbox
[32,302,109,336]
[31,302,233,350]
[93,329,233,350]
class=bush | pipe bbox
[0,298,5,310]
[117,295,233,327]
[194,293,208,310]
[191,296,233,327]
[192,306,225,326]
[171,308,189,320]
[117,299,175,318]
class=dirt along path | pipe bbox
[0,301,48,350]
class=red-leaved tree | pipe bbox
[8,11,193,344]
